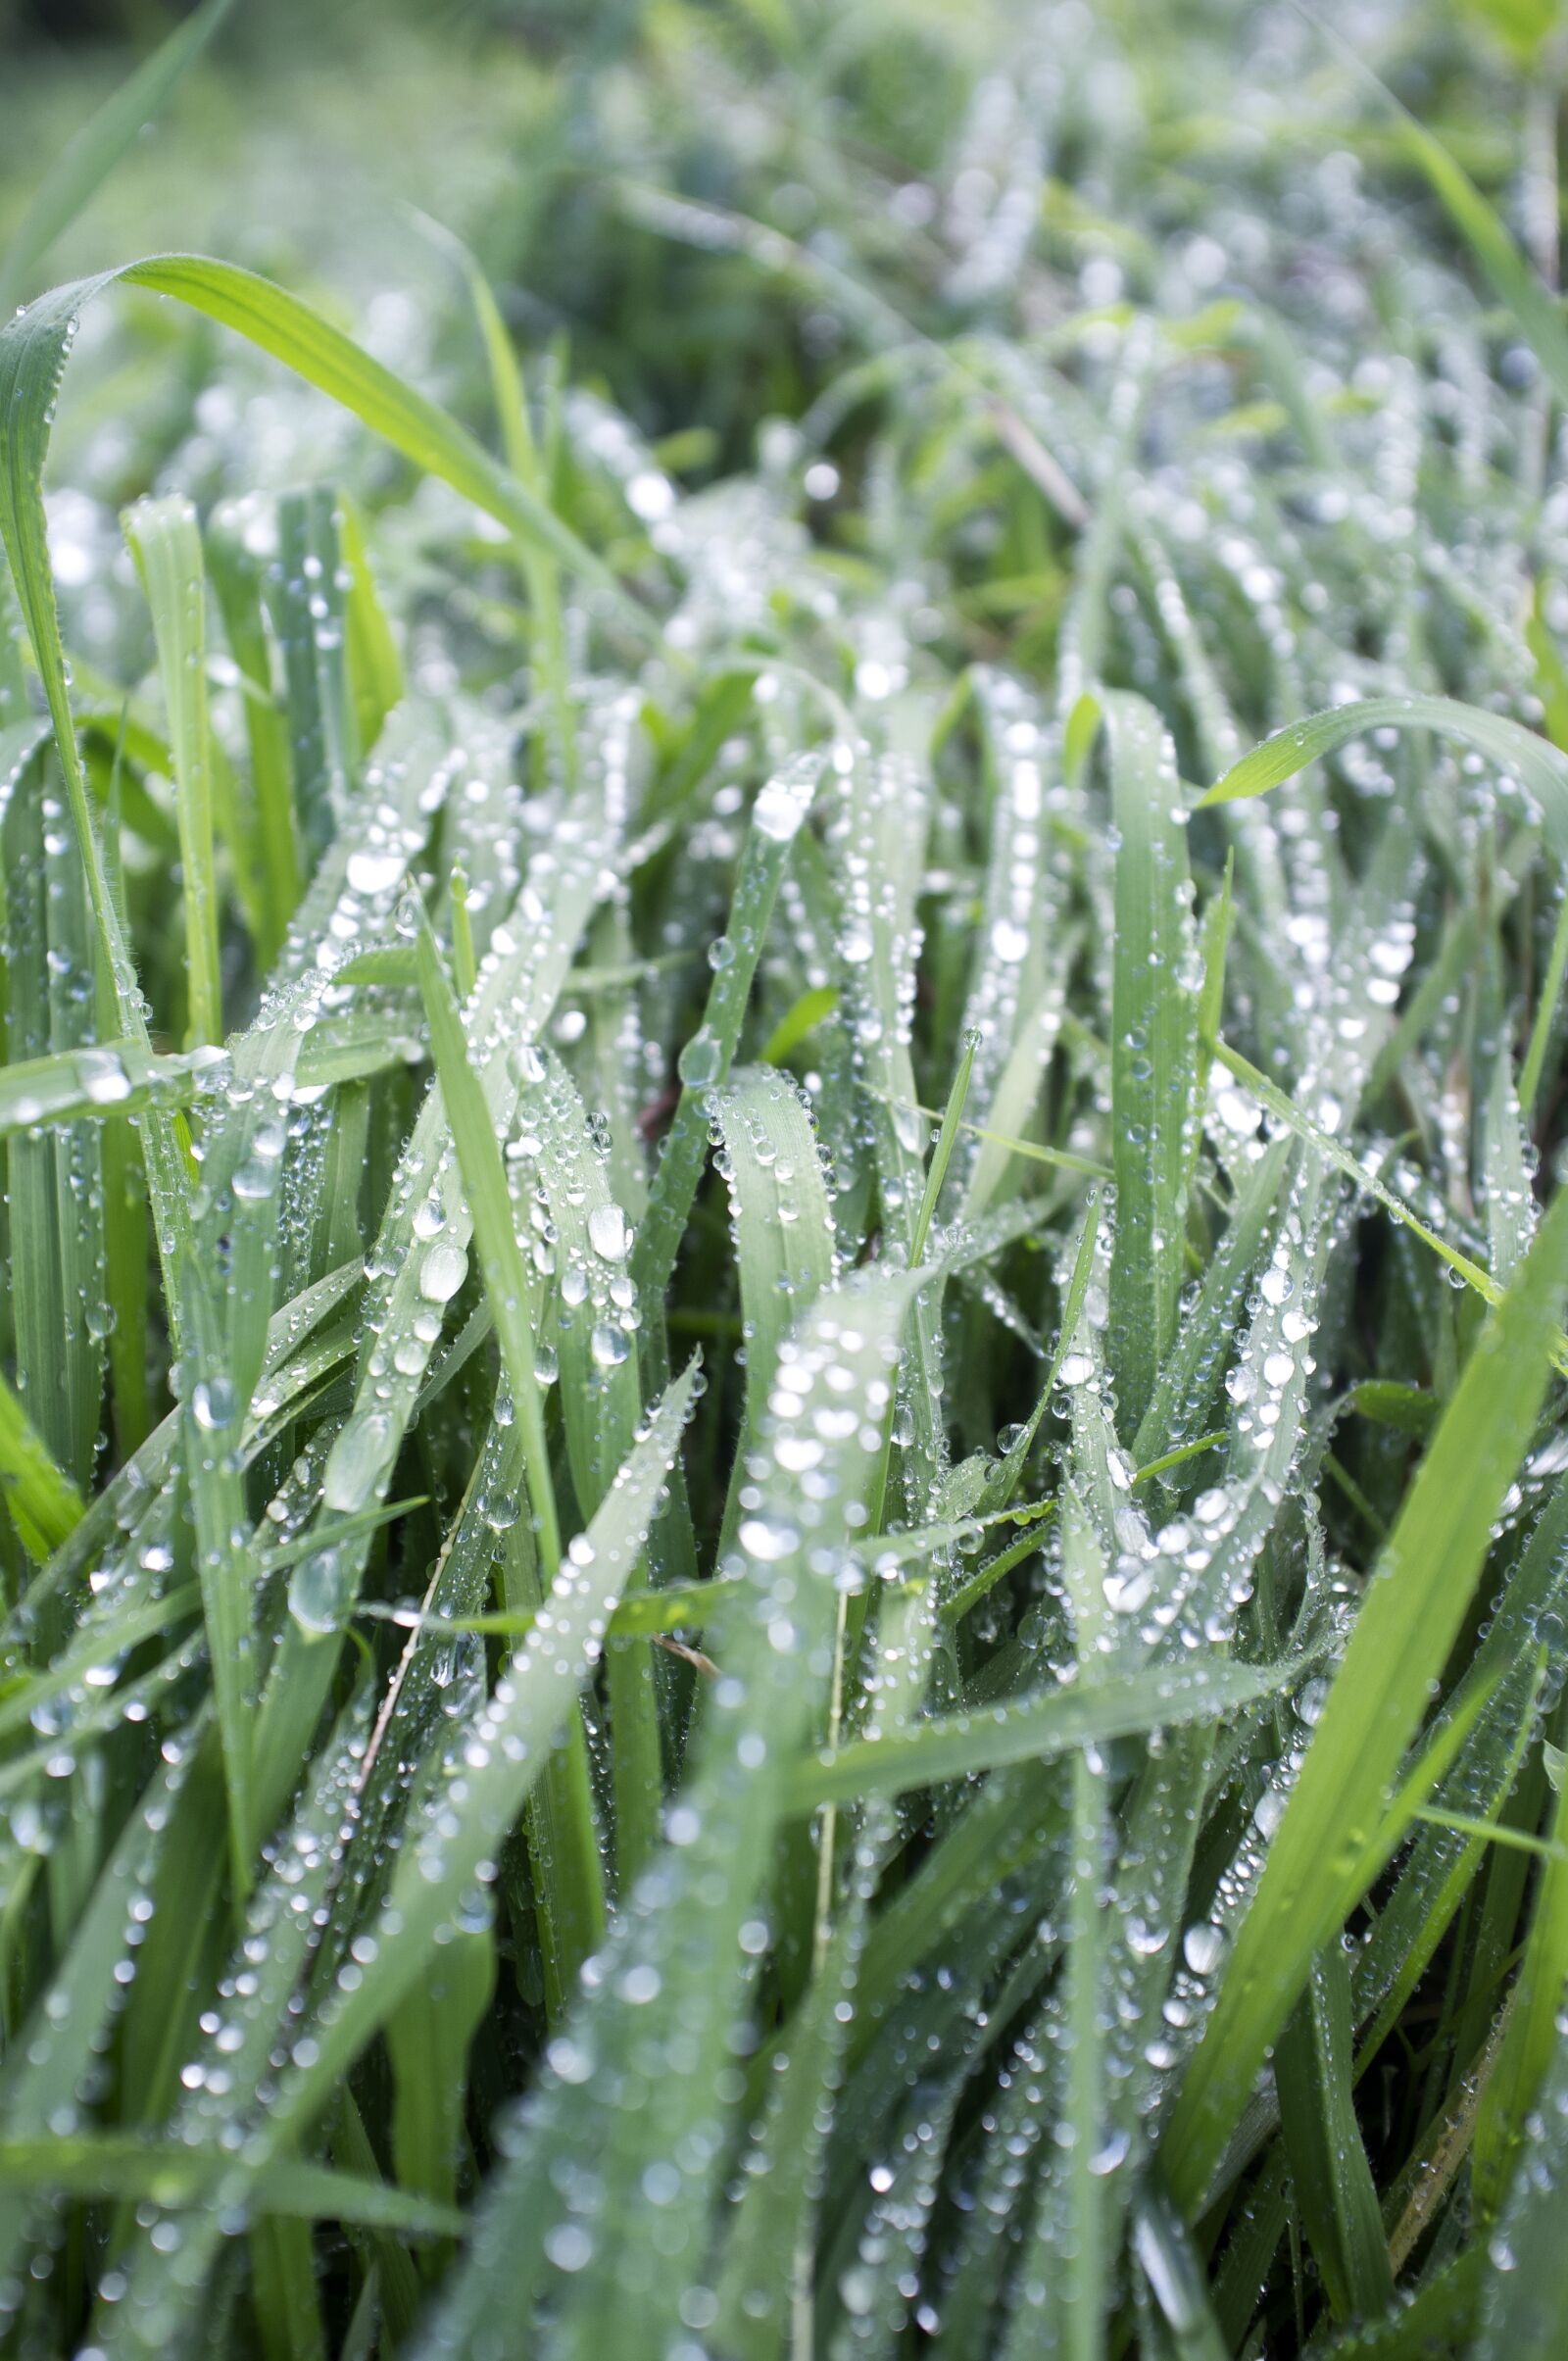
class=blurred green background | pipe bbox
[0,0,1561,467]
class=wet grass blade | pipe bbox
[1200,696,1568,857]
[122,496,223,1045]
[1163,1187,1568,2217]
[631,753,822,1314]
[1102,691,1199,1442]
[786,1652,1299,1810]
[415,915,560,1573]
[0,1370,84,1558]
[1275,1939,1392,2322]
[2,258,655,641]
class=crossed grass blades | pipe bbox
[3,0,1568,2353]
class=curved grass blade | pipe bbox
[1,257,652,643]
[1199,695,1568,857]
[0,1369,84,1559]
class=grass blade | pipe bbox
[1163,1187,1568,2216]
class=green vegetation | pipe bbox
[3,0,1568,2352]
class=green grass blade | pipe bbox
[711,1063,836,1547]
[1163,1187,1568,2217]
[3,258,655,640]
[631,753,823,1313]
[122,496,223,1045]
[207,499,302,959]
[415,913,560,1573]
[1274,1939,1392,2321]
[269,487,357,866]
[1472,1762,1568,2218]
[1102,691,1200,1440]
[0,1366,83,1559]
[1200,695,1568,858]
[785,1652,1299,1810]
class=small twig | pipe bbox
[986,395,1092,530]
[1387,1992,1515,2274]
[653,1632,718,1679]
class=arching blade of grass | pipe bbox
[1162,1186,1568,2219]
[0,259,653,653]
[0,0,236,316]
[1199,695,1568,857]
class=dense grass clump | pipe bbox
[5,1,1568,2353]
